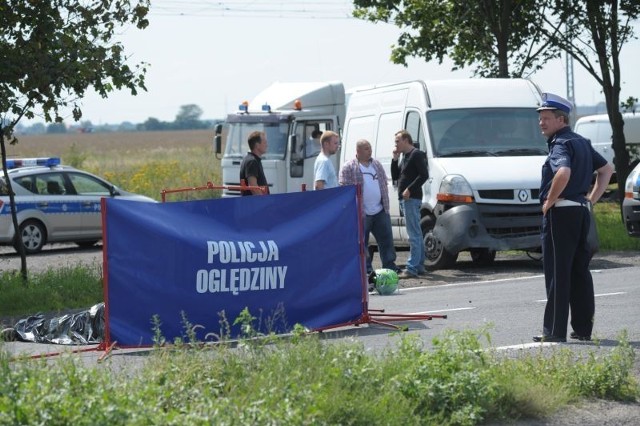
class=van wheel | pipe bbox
[470,248,496,266]
[421,216,458,270]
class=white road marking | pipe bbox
[410,307,476,315]
[400,275,544,292]
[495,342,560,350]
[536,291,626,303]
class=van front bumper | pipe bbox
[431,203,543,253]
[622,197,640,237]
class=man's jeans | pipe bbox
[364,210,397,273]
[401,198,425,275]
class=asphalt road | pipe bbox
[4,250,639,358]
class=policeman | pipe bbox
[533,93,613,343]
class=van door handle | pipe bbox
[232,161,240,165]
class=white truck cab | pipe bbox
[216,82,346,195]
[341,79,548,269]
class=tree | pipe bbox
[352,0,561,77]
[175,104,205,130]
[46,122,67,134]
[354,0,639,202]
[541,0,640,201]
[140,117,170,131]
[0,1,150,280]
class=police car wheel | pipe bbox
[16,220,46,254]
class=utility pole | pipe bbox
[565,53,577,124]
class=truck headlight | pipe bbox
[437,174,474,203]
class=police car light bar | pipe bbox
[6,157,61,169]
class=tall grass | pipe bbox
[595,201,640,251]
[8,130,222,201]
[85,146,222,201]
[1,328,637,425]
[0,265,103,318]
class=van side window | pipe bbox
[406,111,426,150]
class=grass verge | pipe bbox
[1,327,637,425]
[0,265,103,319]
[595,201,640,250]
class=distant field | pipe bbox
[8,129,215,157]
[6,130,222,201]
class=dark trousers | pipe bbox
[541,206,595,338]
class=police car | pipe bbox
[0,157,156,254]
[622,161,640,237]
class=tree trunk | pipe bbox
[0,127,28,282]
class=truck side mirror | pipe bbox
[214,123,223,159]
[290,134,298,155]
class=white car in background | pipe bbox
[622,162,640,237]
[1,157,156,254]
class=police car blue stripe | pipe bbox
[0,201,100,215]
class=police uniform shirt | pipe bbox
[540,127,607,203]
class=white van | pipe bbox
[573,112,640,180]
[340,79,548,269]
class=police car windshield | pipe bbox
[429,108,547,157]
[224,122,288,160]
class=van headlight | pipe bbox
[625,166,640,198]
[437,175,474,203]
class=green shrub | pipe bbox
[1,326,638,425]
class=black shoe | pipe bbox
[533,335,566,343]
[569,331,591,341]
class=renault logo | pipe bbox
[517,189,529,202]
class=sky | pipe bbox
[39,0,640,125]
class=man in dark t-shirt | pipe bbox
[239,131,269,196]
[391,130,428,278]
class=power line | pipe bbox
[149,0,356,19]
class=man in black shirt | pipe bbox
[391,130,429,278]
[239,131,269,196]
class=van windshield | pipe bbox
[429,108,548,157]
[224,120,289,160]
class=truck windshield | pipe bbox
[224,121,289,160]
[429,108,548,157]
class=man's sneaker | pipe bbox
[397,270,419,279]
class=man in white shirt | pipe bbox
[339,139,398,275]
[314,131,340,190]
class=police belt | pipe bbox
[554,199,587,208]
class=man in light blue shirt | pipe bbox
[314,131,340,190]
